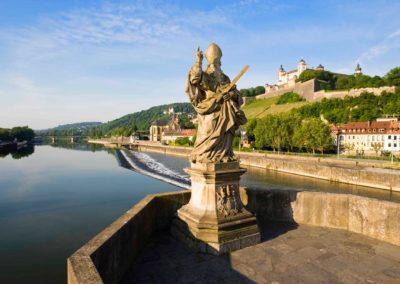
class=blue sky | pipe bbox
[1,0,399,129]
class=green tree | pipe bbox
[298,70,316,82]
[335,76,350,90]
[175,137,192,146]
[253,114,289,153]
[385,67,400,86]
[240,86,265,97]
[10,126,35,141]
[293,118,332,154]
[0,128,11,141]
[371,143,383,156]
[245,118,258,142]
[277,92,305,104]
[254,86,266,96]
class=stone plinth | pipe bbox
[172,161,260,255]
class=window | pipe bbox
[394,136,397,140]
[388,135,392,140]
[389,143,392,147]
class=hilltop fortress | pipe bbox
[250,59,395,103]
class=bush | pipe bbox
[174,137,192,146]
[276,92,305,104]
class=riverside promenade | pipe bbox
[89,139,400,192]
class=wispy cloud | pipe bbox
[357,29,400,63]
[0,0,399,128]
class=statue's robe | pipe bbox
[186,67,246,163]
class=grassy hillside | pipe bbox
[242,96,308,119]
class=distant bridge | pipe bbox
[45,135,89,143]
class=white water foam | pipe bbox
[134,152,190,181]
[120,149,190,189]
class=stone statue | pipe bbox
[186,43,247,163]
[173,43,260,254]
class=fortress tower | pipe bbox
[297,58,307,74]
[355,63,362,75]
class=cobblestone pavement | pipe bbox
[121,222,400,284]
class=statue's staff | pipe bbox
[219,65,250,96]
[217,65,250,112]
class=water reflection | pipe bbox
[0,144,179,284]
[0,144,35,159]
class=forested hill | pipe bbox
[96,102,194,134]
[38,122,102,132]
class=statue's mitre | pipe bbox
[205,43,222,64]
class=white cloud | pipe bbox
[357,29,400,63]
[0,0,399,128]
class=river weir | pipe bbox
[117,149,191,189]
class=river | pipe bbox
[0,143,399,284]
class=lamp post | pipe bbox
[337,134,340,159]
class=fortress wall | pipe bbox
[312,86,395,102]
[255,79,317,101]
[256,85,296,100]
[293,79,317,101]
[254,81,395,103]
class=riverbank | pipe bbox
[89,139,400,192]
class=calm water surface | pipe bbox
[0,144,179,284]
[1,144,399,284]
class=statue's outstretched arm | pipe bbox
[189,47,203,84]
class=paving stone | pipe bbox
[120,224,400,284]
[374,242,400,262]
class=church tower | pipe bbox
[355,63,362,75]
[278,65,285,82]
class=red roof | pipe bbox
[338,120,400,134]
[163,129,196,136]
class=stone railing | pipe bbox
[67,191,190,284]
[68,188,400,284]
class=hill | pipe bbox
[38,122,102,132]
[243,96,308,119]
[95,102,194,134]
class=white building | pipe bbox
[334,117,400,155]
[277,59,307,86]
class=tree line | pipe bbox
[247,114,333,154]
[295,89,400,124]
[297,66,400,91]
[0,126,35,142]
[239,86,265,97]
[246,87,400,154]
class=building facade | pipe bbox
[333,117,400,155]
[149,115,196,143]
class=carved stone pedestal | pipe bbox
[171,161,260,255]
